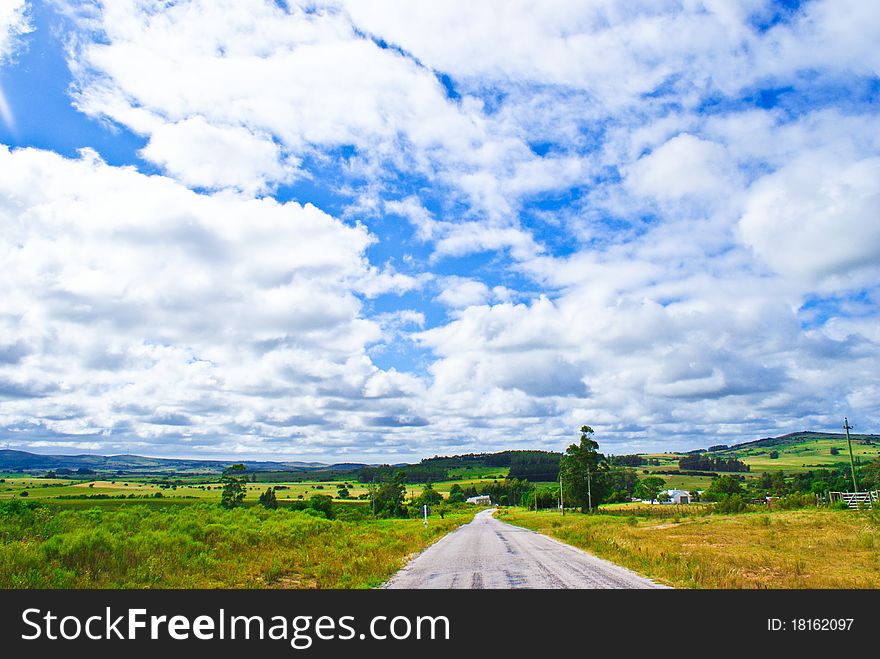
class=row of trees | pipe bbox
[507,452,561,481]
[608,455,645,467]
[356,464,448,484]
[678,454,750,472]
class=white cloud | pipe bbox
[0,145,437,456]
[63,0,567,223]
[740,154,880,290]
[758,0,880,79]
[625,133,740,203]
[3,1,880,458]
[0,0,31,130]
[0,0,29,63]
[139,117,296,194]
[432,222,541,262]
[435,277,491,309]
[337,0,760,104]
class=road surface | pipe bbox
[384,509,667,589]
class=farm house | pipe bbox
[662,489,691,504]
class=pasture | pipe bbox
[729,438,880,471]
[0,470,516,504]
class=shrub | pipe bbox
[258,487,278,509]
[715,494,747,513]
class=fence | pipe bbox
[829,490,879,509]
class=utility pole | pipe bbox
[844,417,859,493]
[559,474,564,516]
[587,469,592,513]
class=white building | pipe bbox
[662,489,691,504]
[466,495,492,505]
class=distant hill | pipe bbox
[720,431,879,452]
[3,431,876,478]
[673,431,880,474]
[0,449,362,475]
[680,432,879,455]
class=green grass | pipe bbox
[501,506,880,588]
[638,473,719,492]
[0,477,375,503]
[730,438,880,472]
[1,474,510,503]
[0,499,477,588]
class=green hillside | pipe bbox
[716,432,880,472]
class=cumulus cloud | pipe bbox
[435,277,491,309]
[625,133,740,204]
[62,0,575,229]
[740,154,880,290]
[1,1,878,458]
[0,145,431,455]
[139,117,298,194]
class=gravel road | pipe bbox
[383,508,667,589]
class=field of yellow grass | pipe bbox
[502,507,880,588]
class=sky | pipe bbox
[0,0,878,462]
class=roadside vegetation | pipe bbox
[501,506,880,588]
[0,497,477,589]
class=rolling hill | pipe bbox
[0,450,359,475]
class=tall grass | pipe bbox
[0,500,474,588]
[502,506,880,588]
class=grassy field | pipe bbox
[726,438,880,471]
[638,472,720,492]
[501,506,880,588]
[0,473,512,503]
[641,438,880,475]
[0,499,478,588]
[0,476,377,502]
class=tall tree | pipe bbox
[373,470,407,518]
[220,463,248,509]
[634,476,666,503]
[559,426,609,512]
[258,486,278,509]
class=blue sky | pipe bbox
[0,0,878,461]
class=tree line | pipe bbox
[678,454,750,472]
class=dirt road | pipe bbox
[383,509,667,589]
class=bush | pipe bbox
[772,493,815,510]
[715,494,747,513]
[306,495,334,519]
[258,487,278,509]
